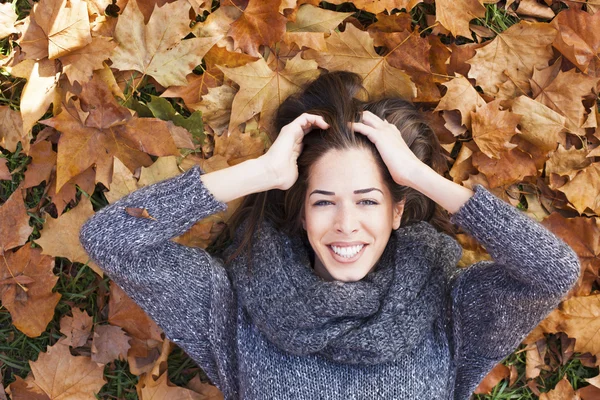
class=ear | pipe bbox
[392,198,405,230]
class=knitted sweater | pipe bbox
[79,165,581,400]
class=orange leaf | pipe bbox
[125,207,157,220]
[0,189,33,252]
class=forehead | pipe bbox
[307,148,385,190]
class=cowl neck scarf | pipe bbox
[225,218,462,365]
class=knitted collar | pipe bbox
[226,218,462,365]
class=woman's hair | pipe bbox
[210,71,455,270]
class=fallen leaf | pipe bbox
[60,36,117,84]
[473,362,510,394]
[557,162,600,215]
[0,3,18,39]
[0,158,10,180]
[34,197,103,276]
[59,308,93,347]
[111,0,220,87]
[29,342,106,399]
[22,140,57,189]
[0,188,33,253]
[6,375,49,400]
[435,75,485,130]
[138,371,204,400]
[304,24,417,101]
[91,324,131,364]
[472,148,537,188]
[0,106,24,153]
[539,375,581,400]
[125,207,157,220]
[470,99,520,159]
[435,0,486,38]
[552,9,600,75]
[283,4,352,51]
[467,21,556,97]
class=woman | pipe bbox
[80,71,581,399]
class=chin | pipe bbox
[328,267,372,282]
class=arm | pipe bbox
[79,158,271,398]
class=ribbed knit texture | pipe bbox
[80,165,581,400]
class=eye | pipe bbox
[360,199,379,205]
[314,200,332,206]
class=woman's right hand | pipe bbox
[259,113,329,190]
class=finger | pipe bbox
[348,121,378,141]
[299,114,329,134]
[360,111,385,126]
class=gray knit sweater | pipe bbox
[79,165,581,400]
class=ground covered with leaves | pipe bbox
[0,0,599,398]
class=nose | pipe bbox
[334,204,359,234]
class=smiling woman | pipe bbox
[80,70,581,400]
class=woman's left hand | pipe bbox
[350,111,426,187]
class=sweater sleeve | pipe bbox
[79,165,239,399]
[448,184,581,400]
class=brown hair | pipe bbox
[210,71,455,271]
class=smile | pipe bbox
[328,244,367,263]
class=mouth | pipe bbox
[327,244,367,263]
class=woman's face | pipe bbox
[301,147,405,282]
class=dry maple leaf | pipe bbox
[59,308,93,347]
[0,244,59,338]
[29,342,106,399]
[7,59,61,150]
[227,0,288,57]
[34,196,103,276]
[470,99,520,159]
[41,74,180,192]
[435,0,486,39]
[60,36,117,84]
[472,148,537,188]
[91,324,131,364]
[510,95,567,155]
[0,189,33,253]
[327,0,422,14]
[467,21,556,97]
[540,376,581,400]
[435,75,485,130]
[138,371,205,400]
[219,53,319,134]
[0,158,10,180]
[0,106,24,154]
[283,4,352,52]
[552,8,600,75]
[125,207,157,220]
[18,0,91,60]
[6,375,49,400]
[530,62,598,134]
[303,24,417,101]
[557,162,600,215]
[0,2,18,39]
[22,140,57,189]
[546,144,591,180]
[196,85,236,135]
[111,0,220,87]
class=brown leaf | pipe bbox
[539,376,580,400]
[471,99,520,159]
[472,148,537,188]
[0,158,10,180]
[185,374,224,399]
[47,165,96,217]
[557,162,600,215]
[283,4,352,51]
[435,0,486,38]
[42,74,179,192]
[60,36,117,85]
[0,189,33,252]
[59,308,93,347]
[473,362,510,394]
[108,281,163,342]
[6,375,49,400]
[510,95,567,155]
[111,0,220,87]
[327,0,422,14]
[22,140,56,189]
[304,24,417,101]
[34,197,103,276]
[29,342,106,399]
[530,62,599,134]
[138,371,204,400]
[467,21,556,97]
[18,0,92,60]
[219,53,319,134]
[0,106,24,153]
[8,59,61,147]
[0,3,18,39]
[91,324,131,364]
[125,207,157,220]
[227,0,288,57]
[552,9,600,75]
[435,75,486,130]
[546,144,592,181]
[0,245,59,338]
[196,85,236,135]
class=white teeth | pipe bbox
[331,244,364,258]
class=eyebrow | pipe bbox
[309,188,384,197]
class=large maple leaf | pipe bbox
[303,24,417,100]
[552,8,600,76]
[111,0,220,87]
[41,75,180,192]
[467,21,556,98]
[219,53,320,134]
[435,0,486,39]
[18,0,91,60]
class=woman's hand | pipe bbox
[350,111,426,187]
[259,113,329,190]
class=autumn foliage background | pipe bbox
[0,0,599,398]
